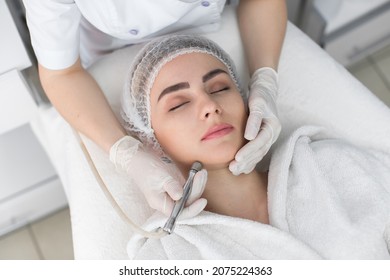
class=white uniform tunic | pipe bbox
[23,0,226,69]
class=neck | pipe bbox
[202,167,269,224]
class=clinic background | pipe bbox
[1,0,390,259]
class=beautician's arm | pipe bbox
[229,0,287,175]
[38,58,126,152]
[237,0,287,73]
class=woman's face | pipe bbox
[150,53,247,171]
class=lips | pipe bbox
[201,123,234,141]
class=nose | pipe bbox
[199,93,222,119]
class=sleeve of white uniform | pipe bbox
[23,0,81,70]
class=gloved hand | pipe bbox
[110,136,208,218]
[229,67,281,175]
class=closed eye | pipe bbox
[169,101,190,112]
[210,86,230,94]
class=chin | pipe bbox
[167,138,246,172]
[198,145,240,170]
[169,148,235,173]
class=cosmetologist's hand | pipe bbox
[229,67,281,175]
[110,136,207,217]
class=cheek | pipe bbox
[222,95,247,128]
[223,96,248,148]
[152,114,196,163]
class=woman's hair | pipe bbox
[121,34,243,156]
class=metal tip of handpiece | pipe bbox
[191,161,203,172]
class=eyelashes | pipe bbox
[211,86,229,94]
[169,101,190,112]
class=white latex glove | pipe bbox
[110,136,207,218]
[229,67,281,175]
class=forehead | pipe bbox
[153,52,229,85]
[161,52,227,74]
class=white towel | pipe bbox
[268,126,390,259]
[127,211,322,259]
[127,126,390,259]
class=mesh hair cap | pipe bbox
[121,34,242,156]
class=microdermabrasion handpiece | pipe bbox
[162,161,203,234]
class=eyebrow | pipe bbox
[158,68,228,102]
[158,82,190,102]
[202,68,228,83]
